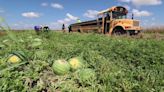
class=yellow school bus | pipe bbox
[69,6,141,35]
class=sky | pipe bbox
[0,0,164,30]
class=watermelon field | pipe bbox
[0,31,164,92]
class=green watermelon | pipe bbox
[52,59,71,75]
[68,57,84,71]
[29,38,42,48]
[30,42,42,48]
[77,68,96,84]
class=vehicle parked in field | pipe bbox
[69,6,141,35]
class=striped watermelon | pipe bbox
[52,59,70,75]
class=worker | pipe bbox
[43,26,50,32]
[132,13,134,19]
[62,24,65,33]
[34,26,42,35]
[68,25,72,33]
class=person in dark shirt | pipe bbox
[43,26,50,32]
[62,24,65,33]
[68,25,72,33]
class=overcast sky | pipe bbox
[0,0,163,29]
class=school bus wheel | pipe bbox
[113,26,126,35]
[78,29,81,33]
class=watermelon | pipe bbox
[68,57,84,71]
[77,68,96,84]
[30,42,42,48]
[29,38,42,48]
[7,51,27,64]
[7,55,21,63]
[52,59,71,75]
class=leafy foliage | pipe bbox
[0,31,164,92]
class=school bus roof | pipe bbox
[98,6,128,15]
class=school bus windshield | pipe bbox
[112,11,127,19]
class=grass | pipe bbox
[0,31,164,92]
